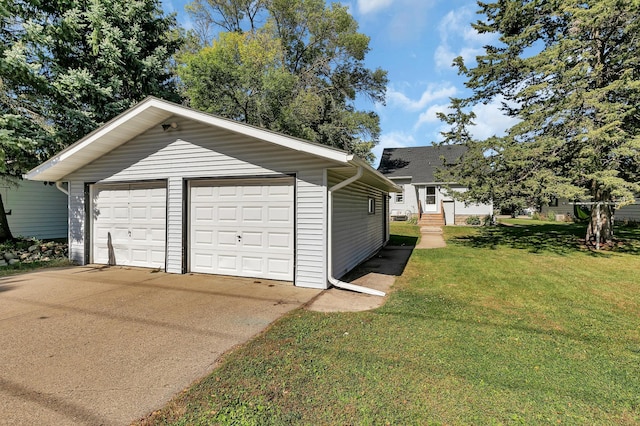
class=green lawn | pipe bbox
[140,221,640,425]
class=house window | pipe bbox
[425,186,436,205]
[395,191,404,203]
[550,197,559,207]
[368,197,376,214]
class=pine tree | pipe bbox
[0,0,183,241]
[439,0,640,247]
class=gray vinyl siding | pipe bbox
[541,198,640,222]
[616,202,640,222]
[64,116,331,288]
[329,172,386,279]
[0,180,68,240]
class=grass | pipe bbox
[0,258,72,278]
[139,222,640,425]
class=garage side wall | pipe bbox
[64,116,332,289]
[329,172,386,279]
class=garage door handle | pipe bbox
[128,230,132,237]
[237,235,242,241]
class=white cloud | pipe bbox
[414,103,451,130]
[434,6,496,71]
[387,84,457,111]
[468,98,520,140]
[357,0,394,14]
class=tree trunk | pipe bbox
[0,194,14,242]
[585,202,613,249]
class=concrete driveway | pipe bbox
[0,266,320,425]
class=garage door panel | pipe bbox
[92,183,166,269]
[268,232,291,249]
[242,186,262,197]
[218,207,237,222]
[241,207,262,221]
[268,258,291,275]
[242,232,263,248]
[268,206,291,222]
[190,178,294,281]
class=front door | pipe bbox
[422,186,437,213]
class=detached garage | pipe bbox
[26,97,399,291]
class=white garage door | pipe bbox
[190,177,294,281]
[92,182,166,268]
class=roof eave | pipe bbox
[26,97,353,181]
[350,157,402,192]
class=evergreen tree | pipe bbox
[180,0,387,162]
[0,0,183,241]
[438,0,640,246]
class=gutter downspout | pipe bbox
[55,181,69,195]
[328,167,386,297]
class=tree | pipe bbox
[438,0,640,246]
[179,0,387,162]
[0,0,183,241]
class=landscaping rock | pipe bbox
[0,240,68,267]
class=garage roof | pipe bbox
[26,97,399,192]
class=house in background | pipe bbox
[540,198,640,223]
[377,145,493,225]
[26,97,399,292]
[0,179,68,240]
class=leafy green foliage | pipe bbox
[0,0,182,240]
[1,0,182,167]
[179,0,387,162]
[438,0,640,244]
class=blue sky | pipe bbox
[163,0,518,166]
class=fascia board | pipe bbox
[26,97,353,181]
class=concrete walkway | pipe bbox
[415,226,447,249]
[306,244,414,313]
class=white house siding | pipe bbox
[0,180,68,239]
[166,177,183,273]
[68,181,85,264]
[387,179,413,217]
[329,172,387,278]
[63,116,333,289]
[449,187,493,222]
[388,183,492,221]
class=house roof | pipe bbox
[377,145,467,184]
[26,97,399,192]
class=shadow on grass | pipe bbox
[451,222,640,255]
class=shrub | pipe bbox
[465,215,481,225]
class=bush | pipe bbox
[483,215,497,226]
[465,215,482,225]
